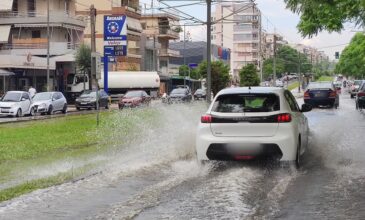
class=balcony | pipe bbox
[158,28,179,39]
[159,49,181,57]
[0,11,86,29]
[0,40,79,56]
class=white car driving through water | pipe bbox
[196,87,312,167]
[31,92,68,115]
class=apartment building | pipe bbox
[0,0,85,93]
[263,33,288,59]
[76,0,143,71]
[213,2,261,81]
[291,44,329,65]
[140,13,180,76]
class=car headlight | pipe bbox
[90,98,97,102]
[75,98,80,102]
[40,103,47,108]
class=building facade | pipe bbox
[169,41,231,75]
[213,2,261,81]
[76,0,143,71]
[140,13,180,76]
[0,0,85,93]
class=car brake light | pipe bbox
[235,155,255,160]
[201,114,212,123]
[304,91,310,99]
[277,113,291,123]
[329,90,337,98]
[358,92,365,97]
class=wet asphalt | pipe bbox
[0,93,364,220]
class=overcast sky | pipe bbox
[143,0,357,60]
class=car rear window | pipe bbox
[212,93,280,113]
[307,82,332,89]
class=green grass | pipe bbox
[0,109,159,202]
[317,76,334,82]
[287,82,300,91]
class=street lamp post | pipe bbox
[46,0,50,91]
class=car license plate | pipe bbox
[81,102,87,105]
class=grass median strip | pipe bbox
[287,82,299,91]
[317,76,334,82]
[0,108,159,202]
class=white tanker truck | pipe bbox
[66,71,160,101]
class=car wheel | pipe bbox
[76,107,81,111]
[30,107,36,116]
[351,94,354,99]
[47,105,53,115]
[16,109,22,118]
[295,141,301,169]
[105,103,109,109]
[62,104,67,114]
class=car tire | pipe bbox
[47,105,53,115]
[76,107,81,111]
[30,107,36,116]
[15,109,22,118]
[105,103,109,109]
[62,104,67,114]
[351,94,354,99]
[295,141,301,169]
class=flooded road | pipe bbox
[1,94,365,219]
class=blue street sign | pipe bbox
[189,63,198,69]
[104,15,127,44]
[104,46,114,56]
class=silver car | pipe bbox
[0,91,33,117]
[31,92,67,115]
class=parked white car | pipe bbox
[31,92,67,115]
[276,80,284,87]
[0,91,33,117]
[196,87,312,167]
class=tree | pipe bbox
[335,33,365,79]
[75,44,92,90]
[179,65,189,77]
[284,0,361,37]
[198,61,230,96]
[263,58,285,79]
[239,64,260,87]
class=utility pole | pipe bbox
[183,23,186,87]
[298,51,301,93]
[273,34,277,87]
[206,0,212,102]
[151,0,156,72]
[90,4,97,89]
[46,0,50,91]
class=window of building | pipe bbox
[233,34,252,41]
[13,0,18,12]
[32,30,41,38]
[27,0,35,15]
[233,24,252,32]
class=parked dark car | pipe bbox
[118,90,151,109]
[75,90,109,110]
[169,88,192,103]
[194,89,207,100]
[356,81,365,110]
[304,81,339,108]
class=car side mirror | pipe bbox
[301,103,312,113]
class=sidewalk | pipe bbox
[291,88,304,98]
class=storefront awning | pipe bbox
[0,25,11,43]
[127,18,142,32]
[0,0,13,11]
[0,69,14,76]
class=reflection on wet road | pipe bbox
[1,94,365,219]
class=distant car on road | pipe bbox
[194,89,206,100]
[333,81,342,94]
[350,80,364,98]
[0,91,32,117]
[276,80,284,87]
[196,87,312,167]
[75,90,109,110]
[304,82,339,109]
[118,90,151,109]
[356,81,365,111]
[31,92,67,115]
[169,88,192,103]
